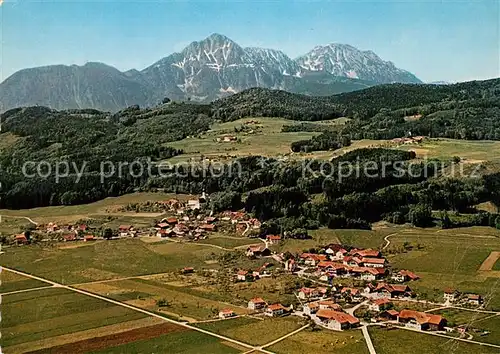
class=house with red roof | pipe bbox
[199,224,216,232]
[374,283,412,299]
[379,310,399,321]
[361,257,387,268]
[444,288,459,303]
[14,234,29,245]
[266,235,281,245]
[218,309,236,319]
[369,298,393,312]
[352,249,382,258]
[265,303,287,317]
[118,225,134,237]
[298,287,321,300]
[398,310,447,331]
[246,245,270,258]
[63,234,77,242]
[248,297,267,310]
[303,254,328,266]
[466,294,483,306]
[318,300,342,311]
[360,267,387,281]
[316,310,360,331]
[397,270,420,282]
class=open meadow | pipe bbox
[368,326,500,354]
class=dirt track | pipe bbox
[26,323,189,354]
[479,251,500,271]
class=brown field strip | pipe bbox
[4,317,164,354]
[479,251,500,271]
[25,322,189,354]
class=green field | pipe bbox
[0,238,223,284]
[273,227,395,253]
[200,235,259,249]
[268,328,369,354]
[384,227,500,309]
[196,316,303,346]
[368,326,500,354]
[1,270,48,293]
[90,330,243,354]
[1,287,146,348]
[0,192,186,224]
[169,117,319,162]
[81,277,249,321]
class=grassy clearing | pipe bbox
[397,139,500,163]
[2,287,146,347]
[90,330,243,354]
[268,328,369,354]
[196,316,303,346]
[80,278,249,320]
[1,238,222,284]
[368,326,499,354]
[468,315,500,346]
[1,270,48,293]
[433,308,493,326]
[169,117,319,162]
[384,227,500,307]
[201,235,258,249]
[0,192,184,222]
[274,227,394,254]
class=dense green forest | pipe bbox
[1,78,499,232]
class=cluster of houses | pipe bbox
[216,135,238,143]
[13,223,97,245]
[235,263,273,282]
[444,288,484,307]
[295,284,448,332]
[154,215,217,240]
[391,135,426,145]
[247,297,290,317]
[291,245,399,283]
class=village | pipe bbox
[229,243,488,339]
[6,193,496,350]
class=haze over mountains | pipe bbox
[0,33,423,112]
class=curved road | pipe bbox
[0,214,39,225]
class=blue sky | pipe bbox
[0,0,498,83]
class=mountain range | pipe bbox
[0,33,422,112]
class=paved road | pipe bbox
[345,300,369,316]
[361,326,377,354]
[1,266,275,354]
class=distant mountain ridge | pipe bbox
[0,33,423,112]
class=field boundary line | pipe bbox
[1,266,275,354]
[1,285,55,296]
[260,324,310,349]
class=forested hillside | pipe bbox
[1,78,500,232]
[0,103,211,208]
[212,78,500,140]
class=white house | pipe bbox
[316,309,360,331]
[218,309,236,319]
[248,297,267,311]
[265,303,286,317]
